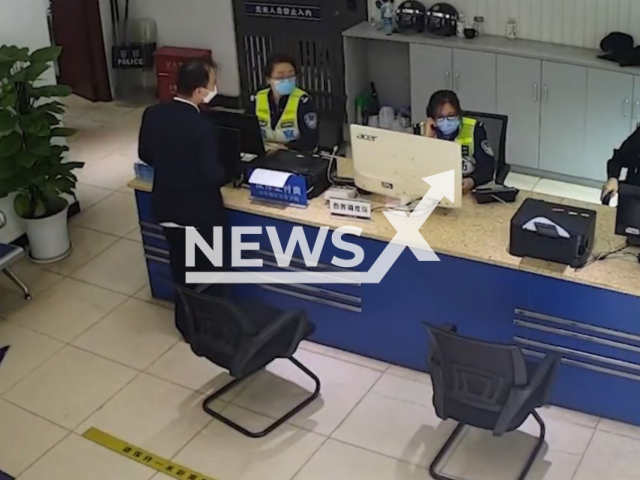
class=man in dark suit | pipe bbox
[139,59,227,334]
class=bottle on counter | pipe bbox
[473,16,485,36]
[456,12,467,38]
[380,0,395,36]
[507,17,517,40]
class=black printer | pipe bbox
[246,150,331,199]
[510,199,596,268]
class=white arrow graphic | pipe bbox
[186,171,455,285]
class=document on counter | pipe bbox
[248,168,292,188]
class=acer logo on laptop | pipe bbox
[356,133,378,142]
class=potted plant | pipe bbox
[0,45,83,263]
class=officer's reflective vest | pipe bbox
[255,87,306,144]
[456,116,477,176]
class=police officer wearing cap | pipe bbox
[421,90,495,194]
[249,53,319,151]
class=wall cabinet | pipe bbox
[634,76,640,131]
[410,44,496,124]
[539,62,588,178]
[497,55,542,170]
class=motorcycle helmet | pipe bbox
[396,1,427,34]
[426,3,459,37]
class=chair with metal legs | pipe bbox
[425,323,559,480]
[176,285,320,438]
[0,211,31,300]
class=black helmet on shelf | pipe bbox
[396,1,427,34]
[426,3,459,37]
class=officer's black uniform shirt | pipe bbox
[607,127,640,185]
[249,91,320,152]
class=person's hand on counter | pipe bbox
[602,178,619,201]
[462,178,475,195]
[266,142,289,155]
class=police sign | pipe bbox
[246,2,322,21]
[112,44,155,70]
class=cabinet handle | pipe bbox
[633,100,640,120]
[533,83,539,103]
[454,72,460,91]
[444,70,451,88]
[543,85,549,104]
[624,98,631,117]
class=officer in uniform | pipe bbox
[421,90,495,194]
[602,127,640,200]
[249,53,319,152]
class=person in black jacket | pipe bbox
[421,90,495,194]
[602,127,640,200]
[139,58,227,327]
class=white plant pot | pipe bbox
[23,202,72,264]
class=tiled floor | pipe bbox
[0,97,636,479]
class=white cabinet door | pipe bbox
[633,76,640,131]
[410,44,452,124]
[584,69,633,181]
[497,55,542,169]
[539,62,587,177]
[453,49,497,113]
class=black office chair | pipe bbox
[426,324,560,480]
[465,111,510,185]
[176,286,321,438]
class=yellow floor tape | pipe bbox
[82,428,217,480]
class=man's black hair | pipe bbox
[176,58,217,96]
[265,53,298,78]
[426,89,463,118]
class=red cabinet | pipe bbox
[155,47,212,102]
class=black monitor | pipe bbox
[616,183,640,246]
[206,110,265,183]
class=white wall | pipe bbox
[100,0,241,96]
[369,0,640,49]
[0,0,53,243]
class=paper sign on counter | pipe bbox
[248,168,292,188]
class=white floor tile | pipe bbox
[72,192,138,237]
[573,430,640,480]
[519,411,594,456]
[0,323,64,395]
[370,372,433,407]
[293,439,428,480]
[385,365,431,384]
[18,433,154,480]
[533,179,601,204]
[74,182,114,210]
[0,287,29,318]
[126,227,143,242]
[81,102,136,124]
[232,349,382,435]
[71,239,147,295]
[299,341,389,371]
[133,284,174,310]
[3,346,137,429]
[539,405,599,429]
[506,173,541,191]
[8,278,126,342]
[78,153,137,190]
[597,417,640,441]
[169,404,325,480]
[146,341,242,400]
[441,427,582,480]
[76,374,211,458]
[0,399,68,477]
[45,226,120,276]
[332,391,456,467]
[72,298,179,370]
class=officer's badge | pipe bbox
[301,95,310,104]
[481,140,495,157]
[304,113,318,130]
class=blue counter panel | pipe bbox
[134,188,640,425]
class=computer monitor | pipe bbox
[206,110,265,182]
[350,125,462,208]
[616,183,640,246]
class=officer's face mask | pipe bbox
[272,77,297,96]
[436,116,461,137]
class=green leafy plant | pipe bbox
[0,45,83,219]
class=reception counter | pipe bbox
[130,178,640,426]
